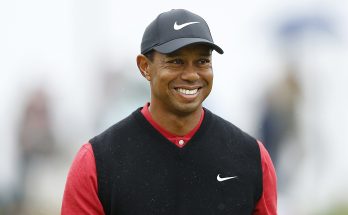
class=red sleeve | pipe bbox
[61,143,104,215]
[253,141,278,215]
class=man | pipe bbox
[62,9,277,215]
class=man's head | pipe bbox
[140,9,223,55]
[137,9,223,116]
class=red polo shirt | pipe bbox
[62,104,277,214]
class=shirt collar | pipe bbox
[140,103,204,148]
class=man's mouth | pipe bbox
[175,88,199,95]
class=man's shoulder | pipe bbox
[90,108,142,145]
[205,108,256,143]
[205,109,243,132]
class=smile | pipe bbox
[175,88,199,95]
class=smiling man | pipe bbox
[62,9,277,215]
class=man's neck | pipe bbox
[148,104,202,136]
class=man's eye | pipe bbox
[198,59,210,64]
[168,59,183,64]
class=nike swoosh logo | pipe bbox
[174,21,200,30]
[217,174,238,182]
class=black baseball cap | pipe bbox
[141,9,224,55]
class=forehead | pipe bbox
[164,44,212,57]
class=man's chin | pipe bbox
[171,102,202,116]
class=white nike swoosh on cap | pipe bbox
[174,21,200,30]
[217,174,238,182]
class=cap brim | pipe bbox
[153,38,224,54]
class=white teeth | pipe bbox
[177,88,198,95]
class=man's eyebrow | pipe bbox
[200,52,212,57]
[165,52,181,58]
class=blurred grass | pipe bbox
[321,204,348,215]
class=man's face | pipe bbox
[147,44,213,116]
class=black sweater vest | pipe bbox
[90,108,262,215]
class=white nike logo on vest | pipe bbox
[217,174,238,182]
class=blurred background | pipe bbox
[1,0,348,214]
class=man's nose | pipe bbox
[180,65,199,82]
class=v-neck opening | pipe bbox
[132,107,213,153]
[141,103,204,148]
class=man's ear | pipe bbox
[136,54,151,81]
